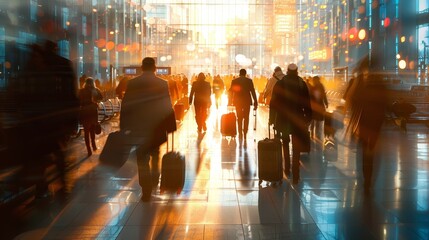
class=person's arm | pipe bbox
[269,81,281,125]
[228,80,235,105]
[322,85,329,108]
[250,80,258,110]
[189,82,195,105]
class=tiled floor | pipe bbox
[7,100,429,240]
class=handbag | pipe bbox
[94,122,102,135]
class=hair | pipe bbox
[84,77,95,88]
[141,57,156,71]
[274,66,282,72]
[313,76,320,82]
[197,72,205,81]
[239,69,246,76]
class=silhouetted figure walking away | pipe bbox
[228,69,258,140]
[78,77,103,156]
[262,66,284,105]
[212,75,225,108]
[269,64,312,184]
[120,57,176,202]
[12,40,79,197]
[344,55,389,194]
[189,72,211,132]
[308,75,328,141]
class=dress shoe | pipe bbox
[141,194,151,202]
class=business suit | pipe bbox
[228,74,258,138]
[120,70,176,200]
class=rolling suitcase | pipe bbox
[221,111,237,137]
[257,126,283,185]
[99,131,133,168]
[160,132,185,194]
[174,102,185,121]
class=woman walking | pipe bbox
[79,77,103,156]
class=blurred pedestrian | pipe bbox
[344,54,389,193]
[189,72,212,132]
[212,74,225,108]
[13,40,79,197]
[308,76,329,141]
[262,66,284,105]
[269,63,312,184]
[120,57,176,201]
[228,69,258,140]
[79,77,103,157]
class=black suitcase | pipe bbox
[221,111,237,137]
[257,127,283,185]
[99,131,132,168]
[160,132,185,194]
[174,103,185,121]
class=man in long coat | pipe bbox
[269,63,312,184]
[120,57,176,201]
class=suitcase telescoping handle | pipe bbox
[166,131,174,152]
[253,109,257,131]
[268,124,276,139]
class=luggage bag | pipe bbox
[174,103,185,121]
[221,111,237,137]
[160,132,185,194]
[99,131,133,168]
[257,126,283,185]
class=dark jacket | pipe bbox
[189,79,211,106]
[269,74,312,135]
[308,81,328,121]
[228,76,258,106]
[78,87,103,127]
[120,71,176,148]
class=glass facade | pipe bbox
[0,0,427,88]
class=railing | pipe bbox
[71,97,121,138]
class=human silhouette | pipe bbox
[13,40,79,197]
[120,57,176,201]
[344,55,389,193]
[228,69,258,140]
[78,77,103,156]
[212,74,225,108]
[308,75,329,141]
[262,66,284,105]
[189,72,211,133]
[269,63,312,184]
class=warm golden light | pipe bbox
[358,29,366,40]
[399,59,407,69]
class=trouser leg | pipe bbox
[84,127,91,155]
[281,134,291,174]
[235,106,244,136]
[90,126,97,149]
[150,148,160,187]
[194,105,202,131]
[291,134,301,182]
[136,145,152,196]
[242,106,250,136]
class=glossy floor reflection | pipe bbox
[9,101,429,240]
